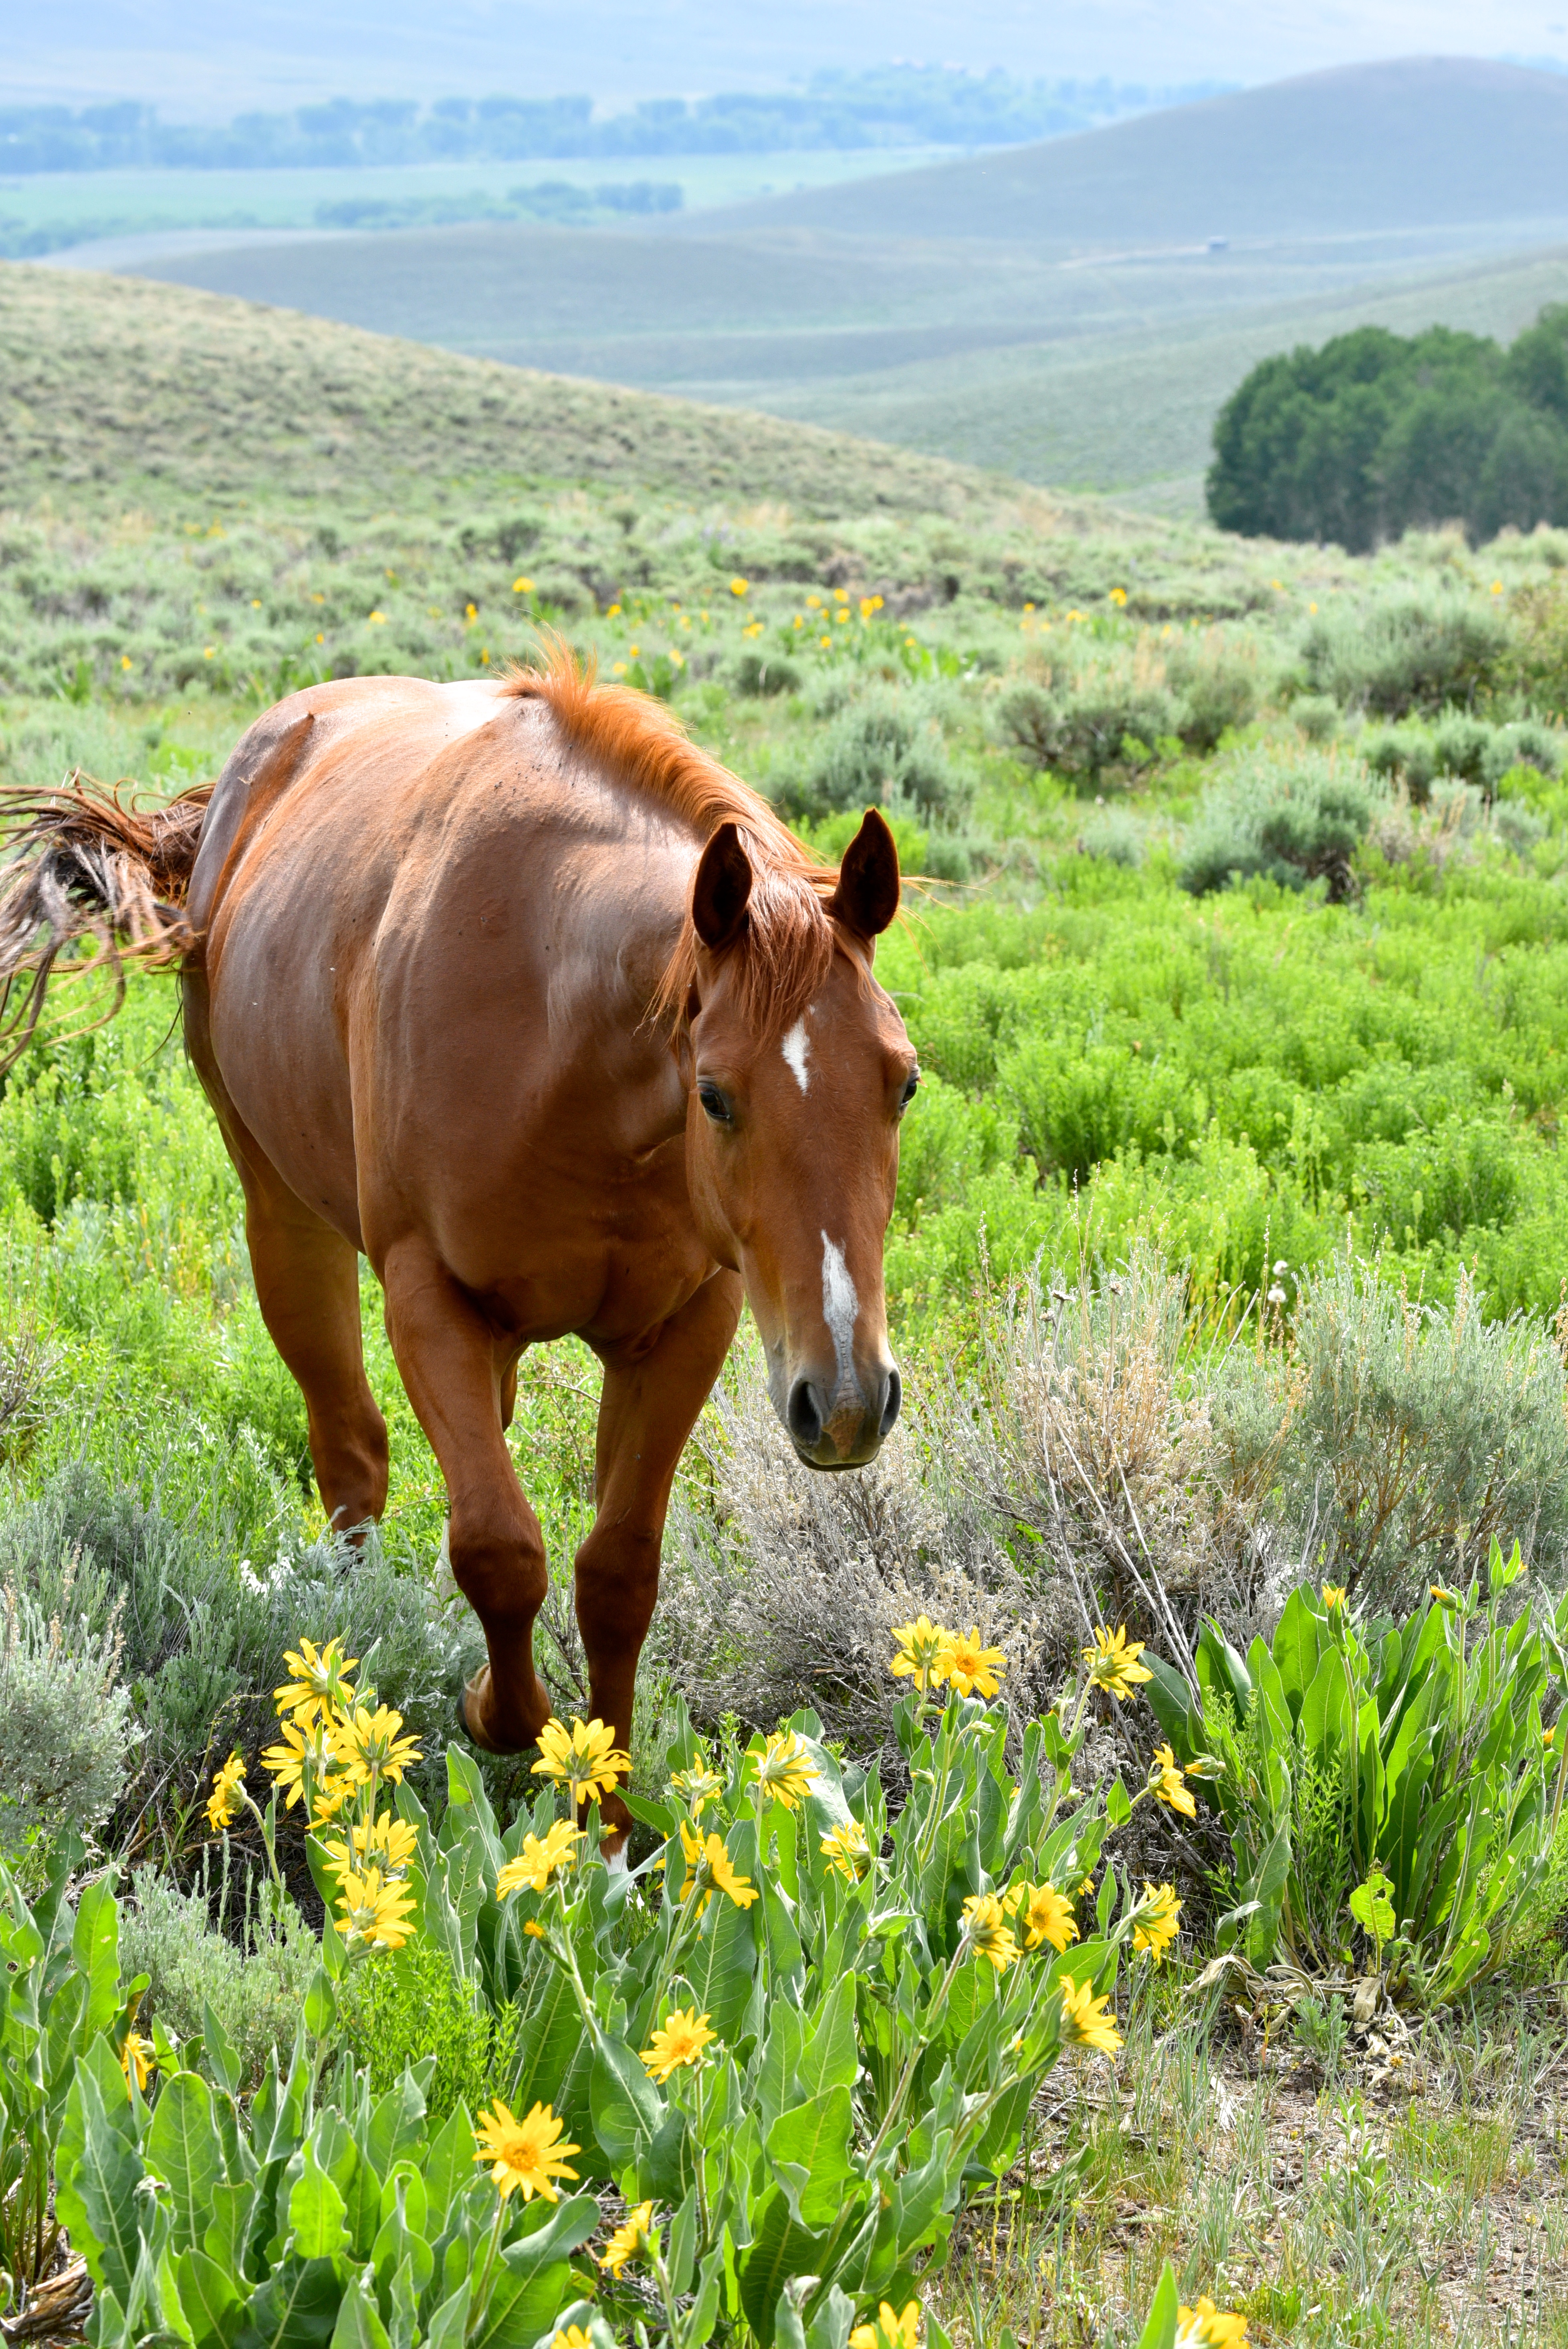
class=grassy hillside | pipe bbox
[85,59,1568,507]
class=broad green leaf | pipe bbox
[423,2107,477,2231]
[422,2280,470,2349]
[1133,2262,1179,2349]
[738,2191,831,2349]
[56,2040,144,2302]
[72,1874,123,2041]
[327,2272,391,2349]
[288,2144,348,2261]
[173,2247,242,2349]
[232,2255,343,2349]
[148,2072,227,2258]
[1349,1871,1395,1949]
[767,2085,854,2227]
[797,1973,858,2100]
[364,2072,426,2180]
[1243,1821,1292,1970]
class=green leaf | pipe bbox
[288,2144,348,2261]
[796,1974,858,2100]
[148,2073,228,2258]
[589,2034,665,2169]
[1133,2262,1179,2349]
[422,2280,470,2349]
[423,2107,476,2231]
[738,2189,830,2347]
[1349,1869,1395,1950]
[56,2040,144,2302]
[303,1969,339,2042]
[202,2002,244,2099]
[767,2086,854,2228]
[327,2272,391,2349]
[73,1874,124,2041]
[173,2247,242,2349]
[468,2198,599,2349]
[1106,1778,1132,1829]
[233,2256,343,2349]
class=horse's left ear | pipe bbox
[829,807,901,939]
[692,821,753,951]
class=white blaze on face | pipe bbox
[820,1231,860,1401]
[781,1016,811,1095]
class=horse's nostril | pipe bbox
[787,1376,825,1451]
[879,1367,903,1437]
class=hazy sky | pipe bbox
[5,0,1567,110]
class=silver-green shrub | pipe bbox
[0,1570,129,1869]
[119,1859,315,2090]
[1179,745,1383,898]
[1300,592,1507,716]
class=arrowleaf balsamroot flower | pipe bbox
[121,2032,155,2091]
[335,1702,422,1786]
[889,1615,947,1692]
[336,1865,417,1953]
[1150,1743,1195,1818]
[1082,1624,1153,1701]
[474,2099,580,2202]
[668,1763,724,1817]
[533,1715,631,1808]
[820,1817,872,1881]
[678,1820,759,1915]
[1132,1881,1182,1963]
[755,1729,817,1810]
[1015,1882,1077,1953]
[1058,1973,1123,2054]
[641,2006,718,2081]
[549,2333,593,2349]
[1176,2298,1249,2345]
[496,1820,584,1897]
[322,1814,420,1881]
[850,2303,920,2349]
[1321,1584,1346,1612]
[272,1636,357,1725]
[962,1893,1020,1974]
[205,1751,246,1832]
[599,2201,655,2276]
[261,1717,344,1810]
[934,1626,1005,1699]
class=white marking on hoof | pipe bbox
[605,1845,630,1876]
[781,1018,811,1094]
[821,1232,860,1398]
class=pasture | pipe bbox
[3,263,1568,2348]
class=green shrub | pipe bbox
[1080,805,1144,865]
[0,1579,129,1875]
[1301,593,1508,717]
[1482,718,1564,788]
[1213,1256,1568,1603]
[1362,723,1437,800]
[999,673,1176,784]
[1179,747,1381,898]
[1167,631,1259,751]
[1146,1545,1565,2004]
[339,1933,521,2122]
[1292,693,1338,744]
[1432,710,1492,784]
[806,689,961,818]
[119,1858,315,2091]
[726,647,801,697]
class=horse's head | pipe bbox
[682,809,916,1470]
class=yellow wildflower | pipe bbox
[473,2100,579,2202]
[1017,1882,1078,1954]
[934,1626,1005,1700]
[1082,1625,1153,1701]
[496,1820,584,1897]
[513,576,534,594]
[273,1637,357,1726]
[550,2332,594,2349]
[600,2200,655,2276]
[1059,1973,1122,2054]
[1150,1743,1195,1819]
[961,1893,1020,1974]
[1132,1881,1181,1964]
[668,1763,724,1817]
[336,1865,417,1953]
[729,576,749,596]
[889,1616,948,1692]
[1176,2299,1249,2345]
[533,1716,631,1808]
[524,1920,547,1939]
[1322,1584,1346,1612]
[121,2032,155,2091]
[820,1817,872,1881]
[321,1814,420,1880]
[850,2303,920,2349]
[1430,1584,1459,1608]
[335,1703,422,1787]
[641,2006,717,2081]
[205,1751,246,1833]
[755,1730,817,1811]
[678,1821,759,1915]
[261,1716,342,1811]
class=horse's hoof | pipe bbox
[457,1671,507,1755]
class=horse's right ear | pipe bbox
[829,807,901,939]
[692,822,753,951]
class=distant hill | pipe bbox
[0,261,1009,519]
[696,59,1568,248]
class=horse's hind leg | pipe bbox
[576,1271,744,1839]
[380,1238,552,1753]
[244,1178,389,1534]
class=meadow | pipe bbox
[5,263,1568,2347]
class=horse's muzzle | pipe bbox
[786,1363,902,1470]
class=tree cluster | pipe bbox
[1207,309,1568,550]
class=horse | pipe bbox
[0,642,918,1837]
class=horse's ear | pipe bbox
[692,821,753,951]
[829,807,901,939]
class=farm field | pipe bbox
[61,59,1568,507]
[4,261,1568,2348]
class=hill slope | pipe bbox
[0,261,1006,519]
[700,59,1568,247]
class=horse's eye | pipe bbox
[899,1070,920,1115]
[697,1081,733,1125]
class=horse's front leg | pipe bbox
[381,1238,553,1753]
[577,1271,744,1842]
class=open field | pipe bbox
[71,60,1568,507]
[4,267,1568,2349]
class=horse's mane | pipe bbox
[505,635,849,1037]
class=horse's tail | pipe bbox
[0,771,214,1074]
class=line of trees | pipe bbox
[1208,309,1568,550]
[0,69,1230,173]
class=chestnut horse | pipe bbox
[0,646,917,1834]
